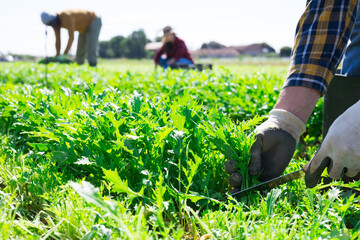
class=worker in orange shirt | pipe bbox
[41,9,102,67]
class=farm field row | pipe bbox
[0,61,359,239]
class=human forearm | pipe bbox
[274,86,321,124]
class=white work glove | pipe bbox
[305,100,360,188]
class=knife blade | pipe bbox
[231,168,305,198]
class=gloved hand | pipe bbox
[248,109,306,182]
[226,109,305,188]
[305,100,360,188]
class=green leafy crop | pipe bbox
[0,62,357,239]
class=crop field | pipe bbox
[0,59,359,239]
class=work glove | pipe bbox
[305,100,360,188]
[226,109,305,188]
[248,109,306,182]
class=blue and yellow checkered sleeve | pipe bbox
[284,0,358,95]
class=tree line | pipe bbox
[98,29,293,59]
[99,29,152,59]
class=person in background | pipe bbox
[41,9,102,67]
[154,26,194,69]
[226,0,360,190]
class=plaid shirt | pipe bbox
[284,0,358,95]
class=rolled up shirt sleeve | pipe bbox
[284,0,358,95]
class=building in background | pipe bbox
[191,42,276,58]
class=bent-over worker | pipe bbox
[41,9,102,67]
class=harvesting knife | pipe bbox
[231,168,305,198]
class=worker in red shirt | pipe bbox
[154,26,194,69]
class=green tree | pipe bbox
[124,29,149,59]
[110,35,126,58]
[280,46,292,57]
[99,41,110,58]
[97,29,151,59]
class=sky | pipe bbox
[0,0,306,57]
